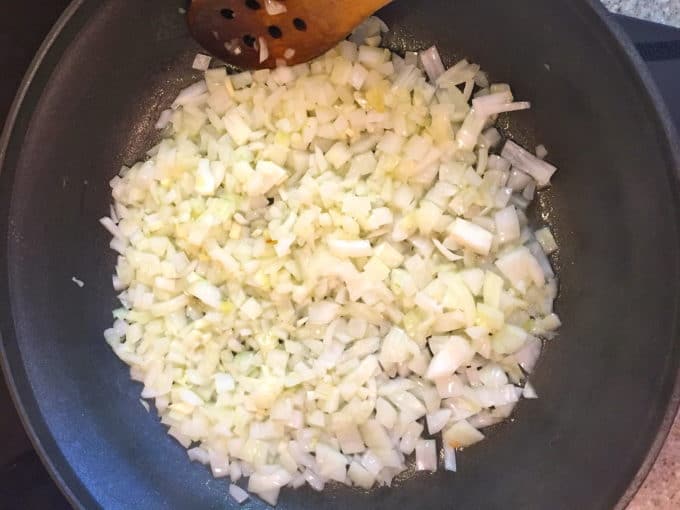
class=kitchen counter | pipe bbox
[629,417,680,508]
[603,0,680,27]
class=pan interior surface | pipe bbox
[1,1,679,509]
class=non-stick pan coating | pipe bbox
[1,1,680,509]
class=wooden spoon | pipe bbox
[186,0,393,69]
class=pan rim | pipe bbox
[0,1,679,509]
[0,3,91,508]
[583,5,680,509]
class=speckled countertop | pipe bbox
[601,2,680,509]
[627,413,680,508]
[604,0,680,27]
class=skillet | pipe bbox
[1,1,680,509]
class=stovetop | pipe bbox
[1,4,679,510]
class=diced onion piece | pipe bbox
[528,241,555,279]
[443,420,484,449]
[257,488,281,506]
[308,301,341,324]
[502,140,557,188]
[523,381,538,399]
[443,445,457,471]
[512,336,542,373]
[99,216,123,239]
[155,109,173,130]
[315,443,349,482]
[535,227,558,254]
[455,109,487,151]
[348,461,375,488]
[448,218,493,256]
[420,46,445,82]
[426,409,452,434]
[523,181,536,200]
[495,246,545,293]
[494,206,520,244]
[481,127,502,149]
[472,91,531,117]
[492,324,528,355]
[327,238,372,257]
[535,144,549,159]
[433,238,462,261]
[415,439,437,471]
[507,169,532,191]
[426,336,475,380]
[229,484,250,504]
[247,160,287,196]
[192,53,212,71]
[172,81,208,108]
[187,280,222,308]
[258,37,269,63]
[264,0,287,15]
[195,158,216,195]
[399,422,424,455]
[337,424,365,454]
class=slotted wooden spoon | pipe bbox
[187,0,393,69]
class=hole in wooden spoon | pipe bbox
[243,34,256,47]
[220,8,235,19]
[245,0,261,10]
[293,18,307,31]
[268,25,282,38]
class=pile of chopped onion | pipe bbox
[101,17,560,506]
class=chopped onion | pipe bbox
[523,181,536,200]
[415,439,437,471]
[523,381,538,399]
[154,109,173,130]
[481,128,502,149]
[528,241,555,279]
[349,461,375,488]
[102,17,560,503]
[258,37,269,64]
[535,227,558,254]
[426,336,475,380]
[192,53,212,71]
[494,206,520,244]
[264,0,287,15]
[535,144,549,159]
[171,81,208,108]
[308,301,341,324]
[502,140,557,187]
[448,218,493,256]
[512,336,542,373]
[420,46,445,82]
[327,239,373,258]
[426,408,452,434]
[507,169,532,191]
[229,484,250,504]
[433,238,463,261]
[350,16,388,45]
[443,445,457,471]
[473,92,531,117]
[443,420,484,449]
[495,247,545,293]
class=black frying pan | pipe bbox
[1,1,680,509]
